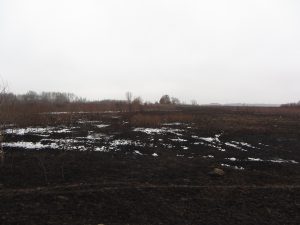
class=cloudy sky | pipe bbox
[0,0,299,104]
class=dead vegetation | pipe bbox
[130,113,194,127]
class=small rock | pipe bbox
[0,183,4,189]
[208,168,225,177]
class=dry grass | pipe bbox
[130,113,194,127]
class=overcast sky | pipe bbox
[0,0,299,104]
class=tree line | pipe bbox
[0,90,195,107]
[0,91,86,104]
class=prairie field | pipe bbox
[0,106,299,225]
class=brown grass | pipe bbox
[130,113,194,127]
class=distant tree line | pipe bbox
[0,91,188,106]
[1,91,86,105]
[281,101,300,108]
[0,90,200,123]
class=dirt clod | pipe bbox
[208,168,225,177]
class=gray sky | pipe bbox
[0,0,300,104]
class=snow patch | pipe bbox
[269,159,298,164]
[95,124,110,128]
[231,141,259,149]
[4,127,53,135]
[133,128,165,135]
[94,146,108,152]
[247,157,298,164]
[195,133,222,143]
[3,142,59,149]
[163,122,182,126]
[133,127,183,136]
[134,150,143,155]
[221,164,245,170]
[170,138,187,142]
[110,139,145,148]
[225,142,247,152]
[248,157,263,162]
[226,157,238,161]
[86,133,107,140]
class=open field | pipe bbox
[0,106,300,224]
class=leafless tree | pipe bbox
[171,97,180,105]
[126,92,133,112]
[126,92,132,103]
[191,100,198,105]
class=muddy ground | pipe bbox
[0,106,299,224]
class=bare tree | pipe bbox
[126,92,132,103]
[171,97,180,105]
[191,100,198,105]
[23,90,38,102]
[126,92,133,112]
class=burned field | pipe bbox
[0,107,300,225]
